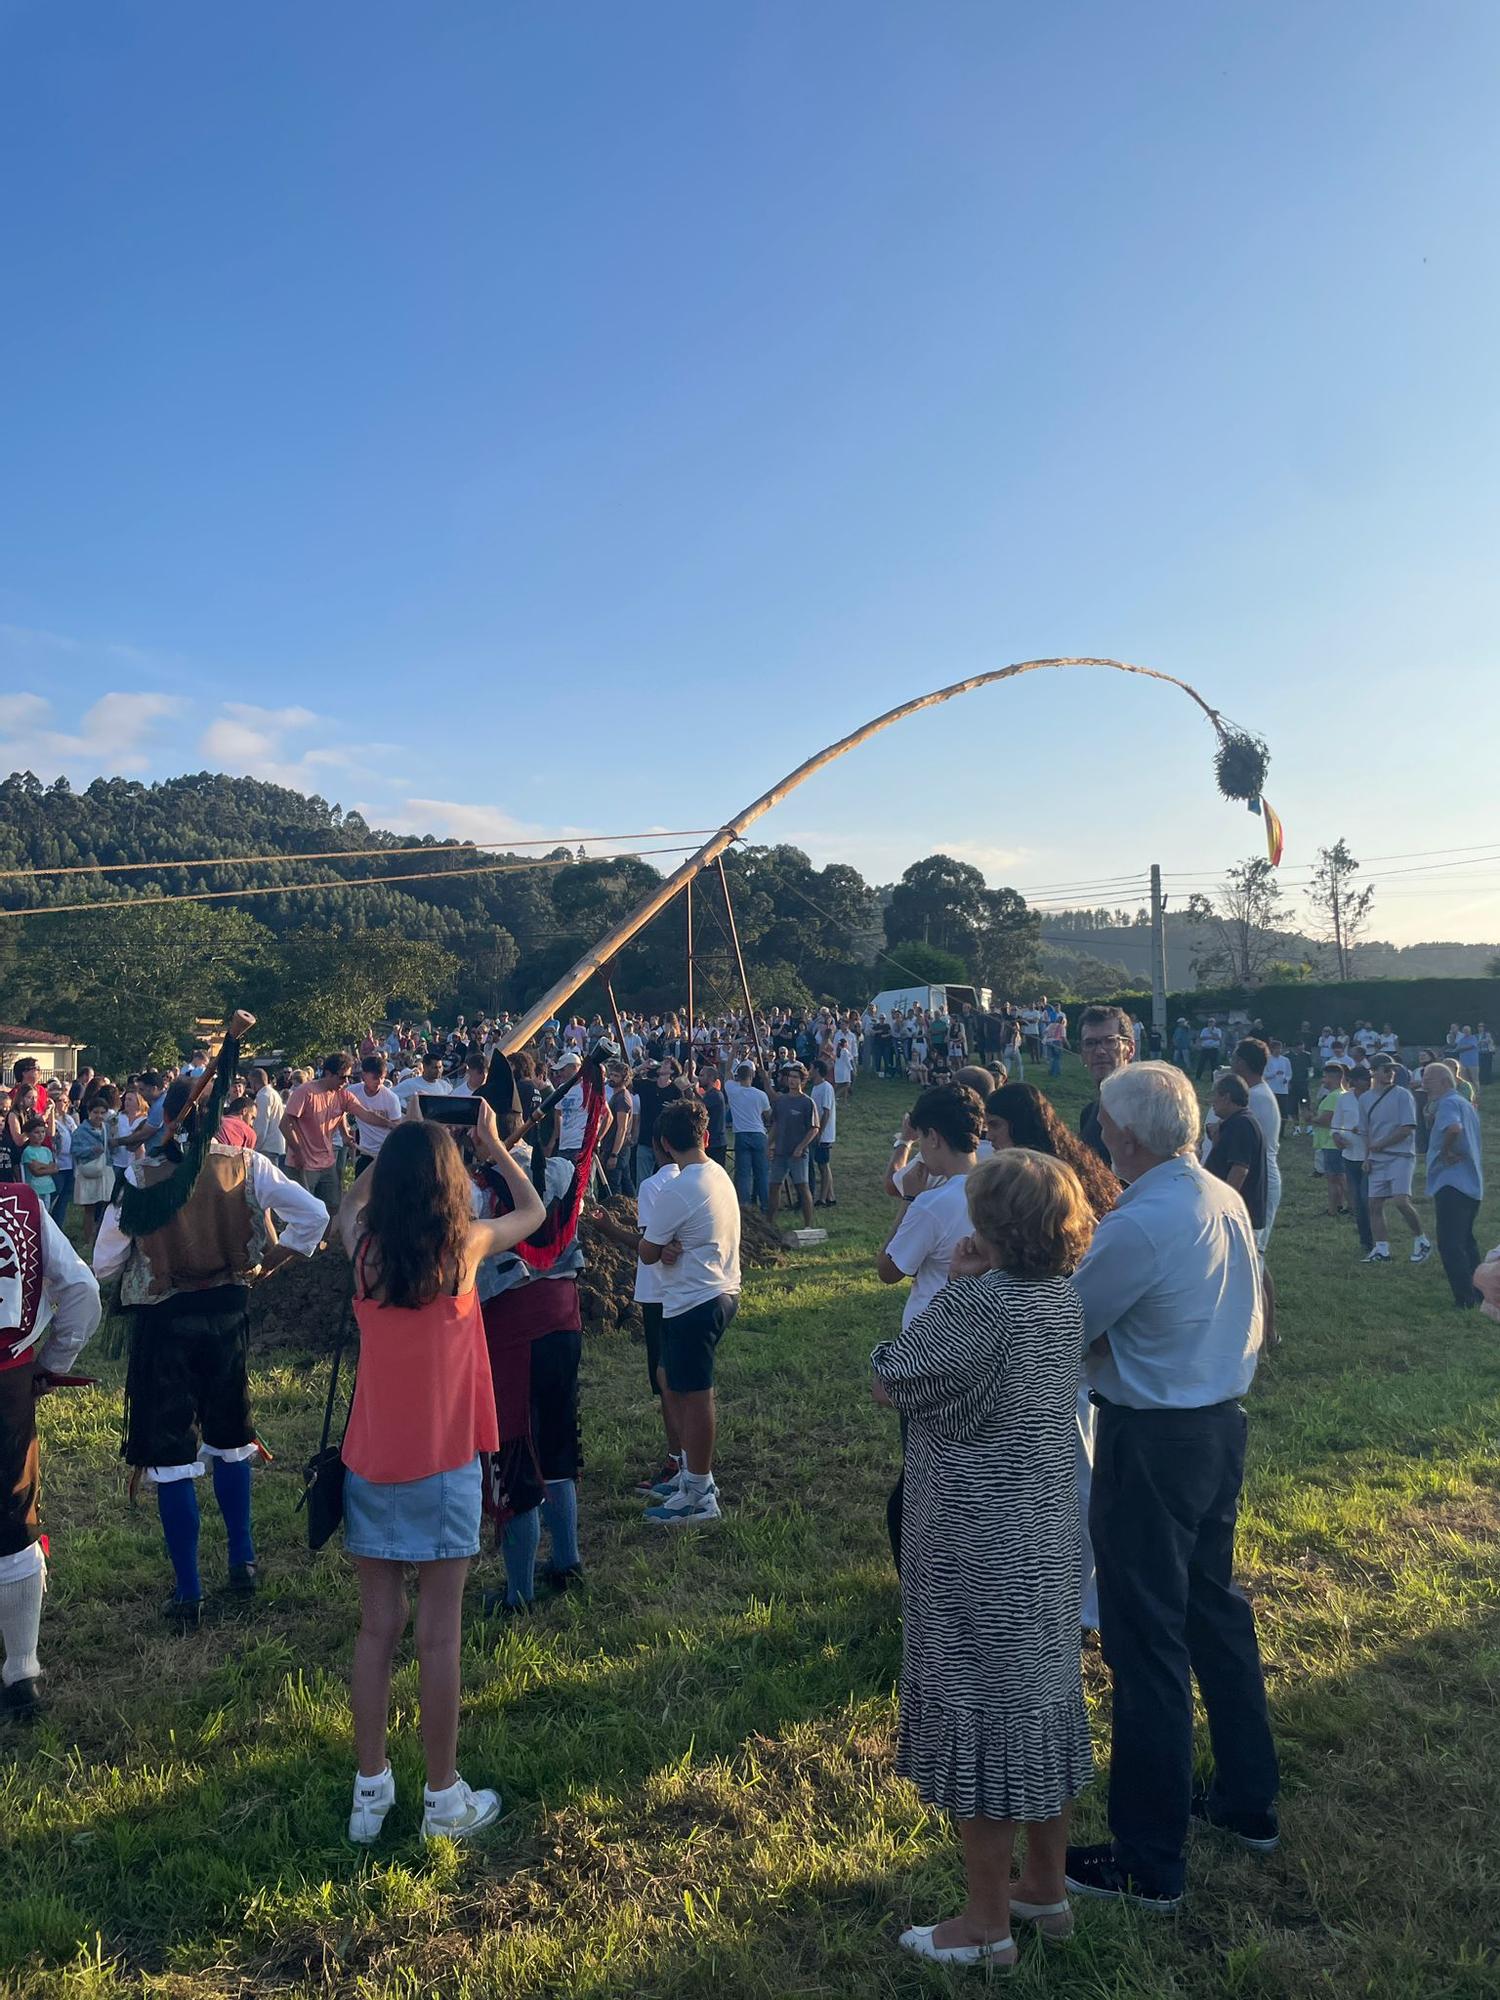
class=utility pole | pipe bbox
[1150,864,1168,1056]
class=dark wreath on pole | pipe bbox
[500,657,1271,1053]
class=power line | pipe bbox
[0,827,720,881]
[0,844,700,920]
[731,842,983,995]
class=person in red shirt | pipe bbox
[282,1055,397,1222]
[337,1108,544,1845]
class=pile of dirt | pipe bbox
[248,1191,791,1354]
[250,1241,354,1355]
[577,1195,644,1334]
[577,1192,789,1335]
[738,1205,791,1269]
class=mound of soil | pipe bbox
[250,1191,790,1355]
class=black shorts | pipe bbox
[812,1141,832,1167]
[661,1294,738,1394]
[122,1291,254,1470]
[642,1301,664,1397]
[0,1360,40,1558]
[528,1327,582,1482]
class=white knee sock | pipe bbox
[0,1566,45,1685]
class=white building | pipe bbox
[0,1025,87,1085]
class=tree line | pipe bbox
[0,772,1044,1066]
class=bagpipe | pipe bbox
[117,1010,255,1239]
[476,1038,617,1271]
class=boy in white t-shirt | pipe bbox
[637,1097,741,1524]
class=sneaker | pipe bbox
[0,1677,40,1722]
[644,1480,721,1525]
[634,1457,682,1496]
[162,1594,203,1631]
[1411,1237,1433,1264]
[348,1766,396,1846]
[422,1775,501,1841]
[1064,1842,1182,1912]
[1362,1247,1391,1263]
[646,1468,684,1500]
[227,1562,258,1596]
[1190,1790,1280,1853]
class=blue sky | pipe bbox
[3,1,1498,943]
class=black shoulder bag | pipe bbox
[298,1302,355,1550]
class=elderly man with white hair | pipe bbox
[1422,1061,1484,1307]
[1064,1062,1278,1914]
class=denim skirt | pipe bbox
[343,1453,484,1562]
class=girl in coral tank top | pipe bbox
[336,1104,544,1847]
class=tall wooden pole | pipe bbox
[500,658,1240,1054]
[715,855,767,1075]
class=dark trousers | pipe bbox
[1343,1159,1373,1251]
[1091,1398,1278,1894]
[1433,1185,1482,1306]
[1193,1048,1217,1079]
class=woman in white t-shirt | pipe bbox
[876,1082,984,1570]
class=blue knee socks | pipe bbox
[501,1507,541,1607]
[156,1479,203,1603]
[210,1456,256,1568]
[542,1479,579,1571]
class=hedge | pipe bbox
[1103,977,1499,1046]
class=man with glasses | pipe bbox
[1078,1006,1135,1168]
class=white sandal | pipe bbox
[1009,1895,1074,1941]
[899,1924,1017,1967]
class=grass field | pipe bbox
[4,1063,1499,1999]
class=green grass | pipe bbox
[4,1063,1499,1998]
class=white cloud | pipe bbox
[195,702,397,797]
[392,798,600,846]
[0,689,179,778]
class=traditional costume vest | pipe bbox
[120,1151,265,1308]
[0,1182,46,1371]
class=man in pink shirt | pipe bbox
[283,1055,396,1221]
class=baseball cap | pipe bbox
[552,1050,581,1069]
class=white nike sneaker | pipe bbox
[1411,1237,1434,1264]
[644,1479,721,1525]
[1362,1247,1391,1263]
[348,1766,396,1846]
[422,1775,502,1842]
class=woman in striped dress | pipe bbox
[872,1148,1098,1968]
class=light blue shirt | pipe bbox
[1073,1155,1262,1411]
[1426,1093,1483,1201]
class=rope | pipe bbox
[0,844,699,920]
[0,828,720,880]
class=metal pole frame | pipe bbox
[715,854,768,1076]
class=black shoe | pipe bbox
[227,1562,258,1596]
[162,1594,203,1631]
[541,1564,585,1594]
[480,1589,530,1620]
[1190,1790,1280,1853]
[1,1677,40,1721]
[1064,1842,1182,1912]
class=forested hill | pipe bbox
[0,770,897,1066]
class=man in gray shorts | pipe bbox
[1360,1054,1434,1265]
[767,1063,817,1228]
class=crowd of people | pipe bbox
[0,989,1492,1957]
